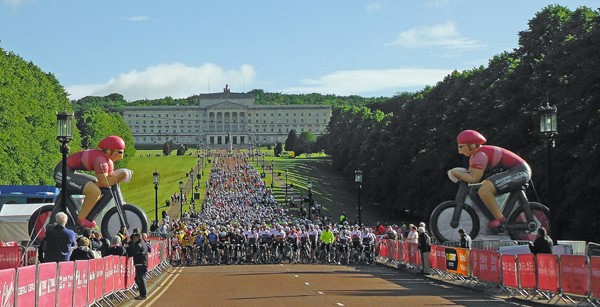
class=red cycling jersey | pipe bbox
[469,145,526,170]
[66,149,114,175]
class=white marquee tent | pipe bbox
[0,203,49,242]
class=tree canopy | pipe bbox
[320,5,600,242]
[0,47,78,184]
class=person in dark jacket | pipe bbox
[417,227,431,274]
[106,236,127,256]
[42,212,77,262]
[70,237,95,261]
[529,227,553,254]
[126,229,148,300]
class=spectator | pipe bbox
[150,220,159,233]
[106,236,127,256]
[70,237,95,261]
[386,226,398,240]
[458,228,472,249]
[375,222,386,236]
[142,233,152,253]
[417,226,431,274]
[42,212,77,262]
[93,231,111,256]
[127,229,148,300]
[529,227,553,254]
[406,224,418,243]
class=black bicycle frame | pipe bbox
[53,183,129,229]
[451,181,536,230]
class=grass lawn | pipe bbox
[119,150,209,220]
[122,149,396,226]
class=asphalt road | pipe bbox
[119,263,523,307]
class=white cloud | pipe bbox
[4,0,28,8]
[126,16,150,22]
[280,68,451,96]
[66,62,256,101]
[426,0,450,7]
[387,21,483,50]
[366,1,384,12]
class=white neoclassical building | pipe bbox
[123,87,332,148]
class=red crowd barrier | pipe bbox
[57,261,74,306]
[559,255,589,297]
[0,246,22,269]
[15,264,36,306]
[408,243,419,266]
[536,254,559,295]
[74,260,89,307]
[472,249,501,284]
[37,262,57,306]
[0,268,16,305]
[0,238,169,306]
[402,241,409,264]
[517,254,536,290]
[591,256,600,301]
[374,242,600,301]
[501,254,518,289]
[104,256,115,298]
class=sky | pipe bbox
[1,0,598,101]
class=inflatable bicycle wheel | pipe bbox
[27,204,56,244]
[101,204,148,240]
[507,202,550,242]
[429,200,480,243]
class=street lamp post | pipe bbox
[307,181,313,220]
[355,169,363,226]
[56,112,74,213]
[271,164,274,189]
[539,102,558,196]
[153,171,160,222]
[285,169,288,204]
[539,102,557,233]
[179,181,184,219]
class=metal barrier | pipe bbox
[587,242,600,256]
[0,238,171,306]
[376,239,600,305]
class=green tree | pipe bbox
[0,47,80,185]
[285,129,297,152]
[274,142,283,157]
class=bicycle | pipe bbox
[429,174,550,243]
[28,174,148,244]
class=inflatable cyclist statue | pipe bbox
[449,130,532,229]
[53,135,133,229]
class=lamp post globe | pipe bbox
[355,169,363,226]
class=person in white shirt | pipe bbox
[406,224,419,243]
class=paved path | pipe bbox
[120,264,523,307]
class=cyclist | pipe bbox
[53,135,129,229]
[361,228,376,263]
[319,225,335,263]
[451,130,531,229]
